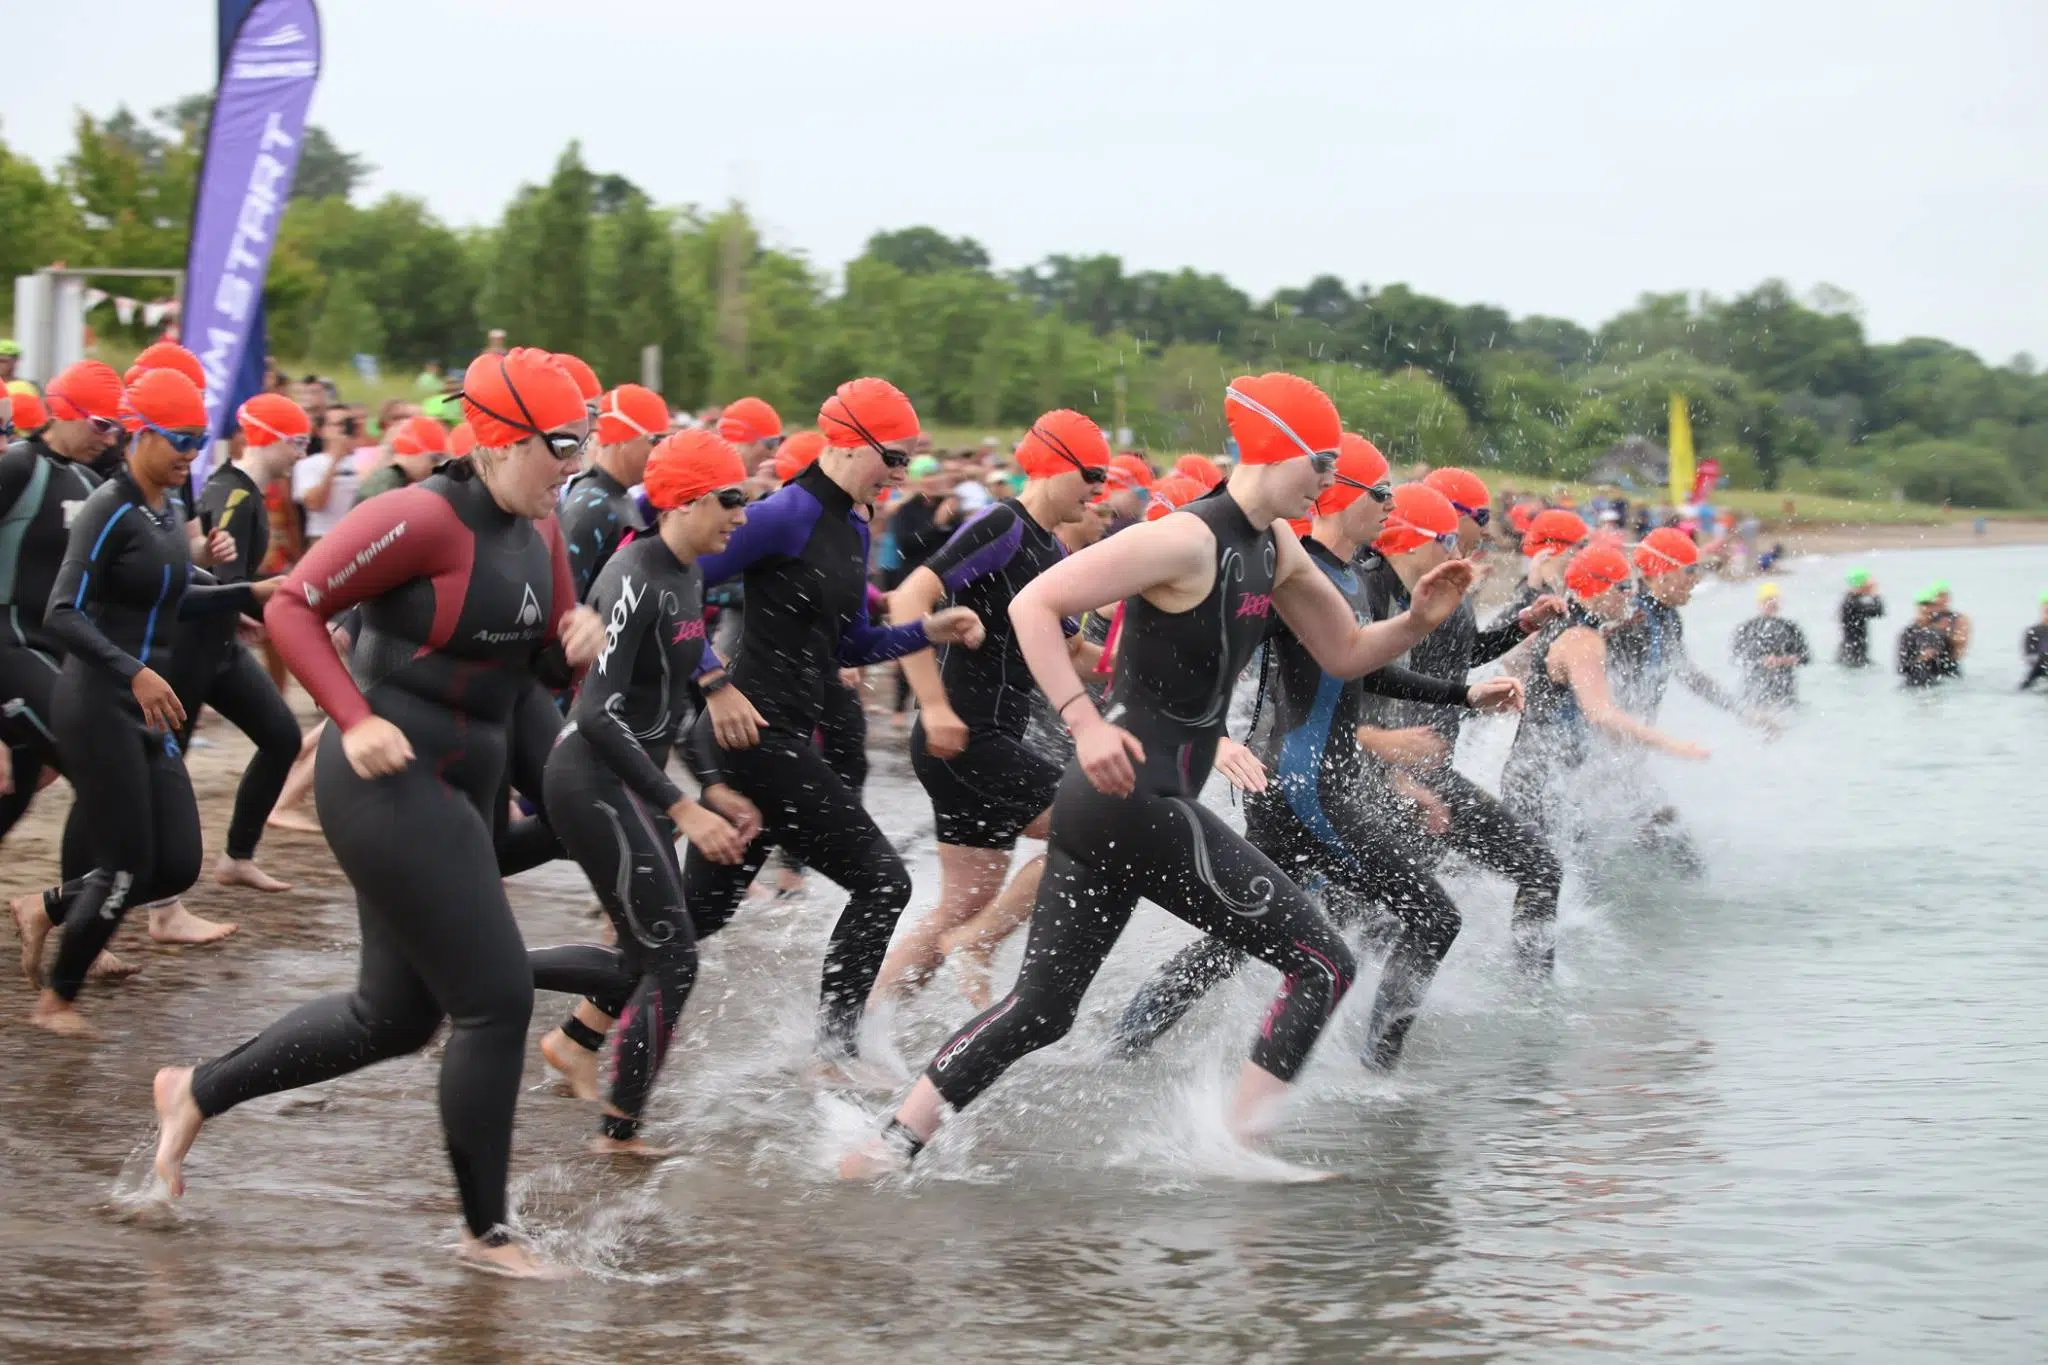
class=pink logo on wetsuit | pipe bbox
[1235,592,1273,619]
[670,618,706,644]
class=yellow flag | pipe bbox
[1667,393,1695,507]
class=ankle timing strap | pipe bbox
[561,1016,607,1052]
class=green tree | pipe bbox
[1318,366,1477,466]
[864,227,991,275]
[305,270,384,365]
[0,142,83,284]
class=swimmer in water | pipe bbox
[1731,583,1811,709]
[2022,593,2048,690]
[1898,588,1958,687]
[1837,570,1884,667]
[841,372,1481,1176]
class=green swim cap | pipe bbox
[1914,584,1939,605]
[0,339,18,357]
[1846,569,1869,588]
[1931,578,1950,595]
[907,455,940,478]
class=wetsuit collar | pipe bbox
[571,464,629,499]
[796,459,857,516]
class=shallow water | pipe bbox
[2,543,2044,1363]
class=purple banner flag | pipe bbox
[184,0,322,484]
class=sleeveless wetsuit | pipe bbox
[924,493,1358,1110]
[907,498,1074,849]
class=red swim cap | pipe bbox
[448,421,476,457]
[1016,409,1111,479]
[596,384,669,445]
[1424,467,1491,519]
[46,361,125,423]
[1633,526,1699,576]
[389,415,450,457]
[718,396,783,446]
[644,429,747,511]
[1522,508,1590,558]
[127,369,208,430]
[775,430,826,482]
[1564,543,1632,599]
[128,343,206,392]
[553,353,601,402]
[1105,453,1155,490]
[820,377,919,449]
[1173,453,1225,490]
[1313,434,1391,516]
[462,349,587,448]
[1374,483,1460,555]
[237,392,311,444]
[8,389,48,432]
[1223,372,1341,467]
[1506,503,1535,533]
[1143,473,1205,522]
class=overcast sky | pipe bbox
[13,0,2046,361]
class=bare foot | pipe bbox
[87,950,140,981]
[837,1138,910,1180]
[153,1066,203,1198]
[29,991,98,1038]
[213,856,293,893]
[147,901,239,946]
[264,807,321,835]
[538,1029,601,1102]
[588,1133,673,1160]
[11,892,50,988]
[455,1236,575,1279]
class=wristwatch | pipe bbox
[700,670,732,697]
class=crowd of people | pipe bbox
[0,335,2040,1278]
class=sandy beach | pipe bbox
[1772,518,2048,555]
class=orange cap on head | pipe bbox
[1564,543,1633,599]
[819,377,919,449]
[1223,372,1341,467]
[237,392,311,444]
[46,360,125,423]
[1313,434,1391,516]
[1017,409,1111,479]
[1143,474,1205,522]
[126,369,208,431]
[1522,508,1590,558]
[1173,453,1225,490]
[447,421,476,457]
[389,415,450,457]
[128,342,206,392]
[596,384,669,445]
[8,389,48,432]
[644,429,747,511]
[1634,526,1700,576]
[1106,453,1155,490]
[461,349,586,448]
[1374,483,1461,555]
[718,396,783,446]
[1506,503,1535,533]
[1424,467,1491,519]
[775,430,826,482]
[553,353,601,402]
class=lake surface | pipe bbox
[2,542,2043,1363]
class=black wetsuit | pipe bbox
[907,498,1072,849]
[175,462,300,862]
[1364,559,1565,972]
[39,469,255,1002]
[559,465,644,602]
[528,534,719,1141]
[1113,538,1474,1069]
[2023,623,2047,691]
[1499,607,1601,837]
[1838,592,1884,667]
[0,437,101,842]
[1606,593,1742,722]
[1898,621,1956,687]
[681,462,931,1056]
[188,466,577,1243]
[1732,614,1810,708]
[924,495,1358,1111]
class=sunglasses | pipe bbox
[1452,501,1491,528]
[1337,476,1393,505]
[86,414,123,437]
[0,420,12,441]
[708,486,748,509]
[143,422,208,455]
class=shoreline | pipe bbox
[1767,519,2048,556]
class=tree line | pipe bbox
[2,99,2043,508]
